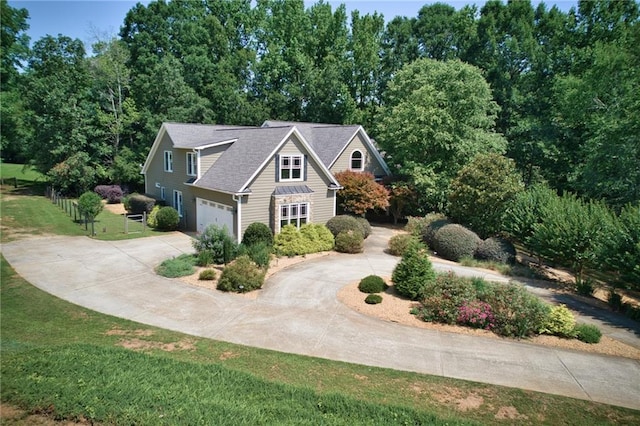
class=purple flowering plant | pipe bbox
[456,300,495,330]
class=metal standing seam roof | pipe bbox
[273,185,314,196]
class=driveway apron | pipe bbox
[2,229,639,410]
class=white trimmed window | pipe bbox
[280,155,303,181]
[173,190,183,217]
[164,150,173,172]
[186,152,197,176]
[350,150,363,171]
[280,202,308,229]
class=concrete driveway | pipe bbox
[2,229,639,410]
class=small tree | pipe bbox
[391,240,436,300]
[447,153,524,238]
[77,191,103,236]
[335,170,389,216]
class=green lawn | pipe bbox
[2,257,638,425]
[0,162,45,183]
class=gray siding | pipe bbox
[241,135,335,236]
[331,133,386,176]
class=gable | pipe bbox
[331,130,390,177]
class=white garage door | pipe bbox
[196,198,235,235]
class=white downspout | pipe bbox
[233,194,242,244]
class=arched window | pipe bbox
[350,150,363,170]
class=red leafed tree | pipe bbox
[335,170,389,216]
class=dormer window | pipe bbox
[279,155,303,181]
[350,150,363,171]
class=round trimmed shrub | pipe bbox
[242,222,273,247]
[422,218,451,248]
[326,215,362,238]
[574,323,602,344]
[540,305,576,337]
[392,241,436,300]
[335,230,364,253]
[365,294,383,304]
[358,275,387,293]
[198,268,217,281]
[388,234,416,256]
[155,206,180,231]
[431,224,481,262]
[217,255,265,293]
[78,191,104,219]
[474,237,516,264]
[356,217,372,239]
[125,193,156,214]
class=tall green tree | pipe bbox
[448,153,524,238]
[377,59,506,211]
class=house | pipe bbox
[141,121,391,241]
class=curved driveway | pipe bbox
[2,228,639,410]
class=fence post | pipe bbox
[143,211,147,232]
[124,214,128,234]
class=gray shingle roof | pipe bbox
[194,125,293,193]
[164,122,247,148]
[262,120,360,167]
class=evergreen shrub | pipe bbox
[365,294,383,304]
[155,206,180,231]
[358,275,387,293]
[326,215,362,237]
[217,256,265,293]
[356,217,372,239]
[574,323,602,344]
[193,225,237,264]
[422,218,451,248]
[540,305,576,337]
[474,237,516,264]
[388,234,417,256]
[125,193,156,214]
[335,230,364,253]
[146,205,161,228]
[392,241,436,300]
[431,224,481,262]
[242,222,273,247]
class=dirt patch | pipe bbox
[431,386,484,412]
[219,351,240,361]
[338,280,640,360]
[115,337,196,352]
[105,327,155,337]
[495,406,528,420]
[0,402,91,425]
[102,202,127,215]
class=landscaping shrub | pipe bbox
[419,273,478,324]
[326,215,362,238]
[198,268,217,281]
[217,255,265,293]
[193,225,237,265]
[94,185,123,204]
[480,283,551,338]
[365,294,383,304]
[474,237,516,265]
[299,223,335,252]
[242,222,274,247]
[431,223,481,262]
[245,241,272,269]
[392,241,436,300]
[540,305,576,337]
[335,230,364,253]
[156,254,196,278]
[124,193,156,214]
[574,323,602,344]
[274,224,334,257]
[405,213,446,237]
[356,217,372,239]
[421,218,451,248]
[77,191,104,220]
[146,205,161,228]
[155,206,180,231]
[358,275,387,294]
[456,300,495,330]
[388,234,417,256]
[608,290,624,311]
[576,279,595,296]
[196,249,214,267]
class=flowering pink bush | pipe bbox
[457,300,495,330]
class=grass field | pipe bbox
[2,163,639,424]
